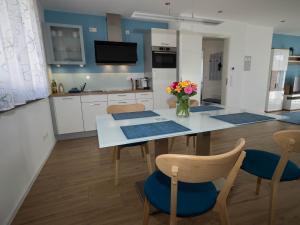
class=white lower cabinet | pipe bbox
[137,99,153,110]
[108,99,136,106]
[52,96,84,134]
[82,101,107,131]
[51,91,153,134]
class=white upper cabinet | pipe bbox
[271,49,289,71]
[44,23,86,65]
[151,28,177,47]
[52,96,84,134]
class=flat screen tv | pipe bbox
[94,41,137,64]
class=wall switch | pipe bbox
[125,30,130,35]
[89,27,97,32]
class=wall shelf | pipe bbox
[288,55,300,64]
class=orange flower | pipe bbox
[175,86,181,93]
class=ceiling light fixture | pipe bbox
[131,0,222,25]
[131,11,223,25]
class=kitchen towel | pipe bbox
[120,120,191,139]
[112,110,159,120]
[211,112,275,125]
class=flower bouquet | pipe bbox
[166,80,197,117]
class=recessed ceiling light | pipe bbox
[280,20,286,23]
[217,10,223,14]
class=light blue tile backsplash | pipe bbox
[44,10,168,74]
[272,34,300,84]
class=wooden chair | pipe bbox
[143,138,246,225]
[241,130,300,225]
[167,98,199,151]
[107,103,153,185]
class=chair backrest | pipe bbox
[271,130,300,183]
[167,98,199,109]
[156,138,246,183]
[156,138,246,222]
[106,103,145,114]
[273,130,300,153]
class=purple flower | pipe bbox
[184,86,193,94]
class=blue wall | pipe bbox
[44,10,168,73]
[272,34,300,84]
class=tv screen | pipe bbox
[94,41,137,64]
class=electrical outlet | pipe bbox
[125,30,130,35]
[89,27,97,32]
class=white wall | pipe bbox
[202,38,224,100]
[170,20,273,112]
[0,99,56,225]
[178,31,203,103]
[242,25,273,111]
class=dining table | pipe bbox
[96,105,282,201]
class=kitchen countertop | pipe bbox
[50,89,153,97]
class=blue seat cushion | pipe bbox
[119,141,147,149]
[242,149,300,181]
[144,171,217,217]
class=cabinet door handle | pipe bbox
[118,101,127,104]
[62,97,73,100]
[117,94,127,97]
[90,103,101,106]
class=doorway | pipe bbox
[201,37,226,105]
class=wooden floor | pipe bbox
[12,121,300,225]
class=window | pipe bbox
[0,0,49,112]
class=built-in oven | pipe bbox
[152,46,177,68]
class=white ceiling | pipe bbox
[40,0,300,35]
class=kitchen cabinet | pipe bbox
[151,28,177,47]
[108,99,136,105]
[108,93,136,101]
[51,91,153,135]
[81,101,107,131]
[81,95,108,131]
[44,23,86,65]
[136,99,153,110]
[136,92,154,110]
[52,96,84,134]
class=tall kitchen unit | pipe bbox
[265,49,289,112]
[144,28,178,109]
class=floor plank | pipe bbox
[12,121,300,225]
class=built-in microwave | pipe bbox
[152,46,177,68]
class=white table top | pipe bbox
[96,106,282,148]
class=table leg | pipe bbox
[154,138,169,158]
[196,131,211,156]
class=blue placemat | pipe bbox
[120,120,191,139]
[190,105,224,113]
[211,112,275,125]
[279,112,300,125]
[112,110,160,120]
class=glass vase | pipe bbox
[176,97,190,118]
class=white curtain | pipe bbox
[0,0,49,112]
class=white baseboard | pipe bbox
[7,140,57,225]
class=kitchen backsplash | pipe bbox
[50,72,145,92]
